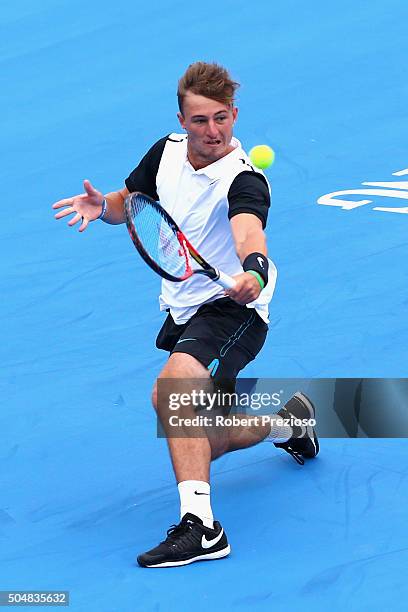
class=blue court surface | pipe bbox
[1,1,408,610]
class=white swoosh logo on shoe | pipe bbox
[201,528,224,549]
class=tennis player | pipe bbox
[53,62,319,568]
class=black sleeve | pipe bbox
[227,171,270,229]
[125,135,168,200]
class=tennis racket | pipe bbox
[124,192,236,289]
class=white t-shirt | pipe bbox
[125,133,277,324]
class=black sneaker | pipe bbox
[274,392,319,465]
[137,513,230,568]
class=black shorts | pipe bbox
[156,297,268,381]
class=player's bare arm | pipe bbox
[52,180,128,231]
[227,213,268,305]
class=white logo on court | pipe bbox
[317,168,408,214]
[201,528,224,549]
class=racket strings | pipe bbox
[129,196,191,279]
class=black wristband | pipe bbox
[242,252,269,287]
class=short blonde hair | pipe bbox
[177,61,240,113]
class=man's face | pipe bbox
[178,92,238,168]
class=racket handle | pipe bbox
[215,269,236,289]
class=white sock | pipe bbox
[177,480,214,529]
[266,413,293,443]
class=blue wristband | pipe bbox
[98,198,108,220]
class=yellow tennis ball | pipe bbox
[249,144,275,169]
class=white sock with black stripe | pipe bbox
[178,480,214,529]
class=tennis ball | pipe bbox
[249,144,275,169]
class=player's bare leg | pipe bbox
[152,352,213,482]
[138,353,231,568]
[152,354,272,468]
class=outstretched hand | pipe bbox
[52,180,104,232]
